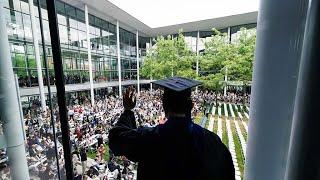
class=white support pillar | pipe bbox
[136,30,140,95]
[0,0,30,178]
[244,0,309,179]
[224,67,228,96]
[15,74,26,140]
[196,30,200,76]
[196,30,200,92]
[150,77,153,92]
[28,0,46,110]
[116,20,122,97]
[228,26,232,43]
[84,4,95,106]
[224,27,231,96]
[149,38,153,92]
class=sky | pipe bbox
[108,0,259,28]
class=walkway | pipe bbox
[234,120,247,158]
[207,106,215,132]
[226,119,241,180]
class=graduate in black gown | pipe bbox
[109,77,235,180]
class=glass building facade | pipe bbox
[1,2,152,177]
[3,0,150,88]
[169,23,257,53]
[3,0,255,90]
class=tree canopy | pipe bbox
[140,32,197,79]
[140,28,256,91]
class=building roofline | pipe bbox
[62,0,258,37]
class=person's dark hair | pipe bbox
[162,89,193,116]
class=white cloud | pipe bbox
[108,0,259,28]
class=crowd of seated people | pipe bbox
[18,75,56,87]
[0,88,250,179]
[195,90,251,105]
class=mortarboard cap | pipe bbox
[152,76,202,92]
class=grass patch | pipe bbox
[194,113,202,125]
[238,120,248,141]
[221,105,225,117]
[233,104,238,118]
[87,144,110,161]
[237,104,243,113]
[226,104,231,117]
[231,120,245,179]
[87,149,96,159]
[213,118,218,134]
[205,116,210,129]
[222,119,228,148]
[208,105,213,114]
[243,115,250,122]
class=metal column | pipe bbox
[14,74,26,140]
[0,0,30,178]
[36,0,60,177]
[224,68,228,96]
[286,1,320,179]
[28,0,46,110]
[228,26,232,43]
[46,0,74,179]
[136,30,140,95]
[244,0,309,179]
[85,4,95,106]
[196,30,199,76]
[196,30,200,92]
[116,20,122,97]
[224,27,231,96]
[149,38,153,92]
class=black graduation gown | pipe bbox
[109,110,235,180]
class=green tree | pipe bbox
[200,29,234,91]
[12,54,28,77]
[140,31,196,79]
[200,28,256,91]
[141,28,256,92]
[225,28,256,85]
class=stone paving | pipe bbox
[234,120,247,158]
[226,119,241,180]
[209,103,250,180]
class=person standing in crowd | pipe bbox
[98,144,105,162]
[68,107,74,120]
[95,127,103,148]
[109,77,235,180]
[80,147,87,176]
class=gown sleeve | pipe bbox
[108,110,150,162]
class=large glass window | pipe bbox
[69,18,78,29]
[69,28,79,47]
[20,0,29,14]
[42,19,50,43]
[10,11,25,40]
[58,24,68,44]
[77,21,86,32]
[109,23,116,41]
[4,0,10,8]
[65,4,76,19]
[8,0,21,11]
[22,13,32,40]
[55,0,65,14]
